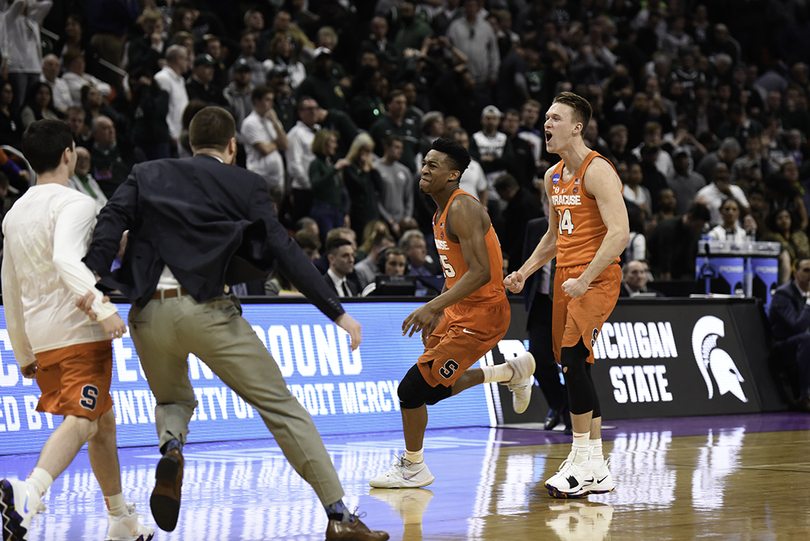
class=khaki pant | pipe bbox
[128,294,344,505]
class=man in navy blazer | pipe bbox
[82,107,388,541]
[768,256,810,413]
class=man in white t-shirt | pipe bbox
[452,128,488,205]
[1,119,152,541]
[695,162,749,225]
[286,95,321,220]
[241,85,289,203]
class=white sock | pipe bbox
[404,448,424,465]
[27,467,53,497]
[105,493,127,516]
[572,431,590,462]
[589,438,604,464]
[481,363,513,383]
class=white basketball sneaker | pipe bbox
[588,457,615,495]
[106,502,155,541]
[0,478,45,541]
[506,352,536,414]
[369,454,435,488]
[544,448,594,498]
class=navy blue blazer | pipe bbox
[84,154,344,319]
[522,217,549,316]
[769,280,810,342]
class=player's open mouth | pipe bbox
[546,132,552,143]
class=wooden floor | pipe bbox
[1,413,809,540]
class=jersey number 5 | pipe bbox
[440,254,456,278]
[557,209,574,235]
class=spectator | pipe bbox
[260,9,314,62]
[360,17,398,69]
[186,54,227,107]
[355,231,396,290]
[768,256,810,412]
[446,0,500,96]
[418,111,445,160]
[392,2,433,56]
[264,229,322,296]
[296,47,346,111]
[20,82,62,129]
[375,135,413,237]
[632,121,675,181]
[708,198,754,242]
[696,162,749,225]
[648,188,678,233]
[668,147,707,215]
[154,45,190,153]
[86,0,139,77]
[343,133,382,239]
[241,86,289,203]
[620,260,663,297]
[264,33,307,92]
[607,124,636,166]
[731,134,769,188]
[622,161,653,215]
[286,96,321,221]
[266,65,297,132]
[224,59,254,133]
[202,34,229,90]
[399,229,441,296]
[501,108,538,193]
[310,129,350,241]
[229,30,267,90]
[472,105,515,211]
[62,50,112,107]
[494,173,542,274]
[65,105,91,148]
[370,89,420,173]
[39,54,71,114]
[323,237,358,297]
[89,116,130,199]
[2,0,52,111]
[769,165,809,231]
[67,145,107,213]
[638,143,669,210]
[517,99,545,169]
[648,202,711,280]
[624,203,647,263]
[125,9,165,75]
[763,208,810,284]
[697,137,742,182]
[128,68,171,161]
[348,66,386,131]
[360,247,410,297]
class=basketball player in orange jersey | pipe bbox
[369,138,536,489]
[505,92,630,498]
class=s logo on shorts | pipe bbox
[439,359,459,380]
[80,384,99,410]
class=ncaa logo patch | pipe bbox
[552,173,560,184]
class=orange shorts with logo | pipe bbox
[552,263,621,364]
[35,341,114,420]
[418,296,510,387]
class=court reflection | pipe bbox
[546,502,614,541]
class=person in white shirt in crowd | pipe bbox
[707,197,757,242]
[0,119,153,541]
[621,162,653,215]
[67,145,107,214]
[153,45,190,154]
[375,134,414,237]
[451,127,488,204]
[40,54,72,114]
[61,50,112,108]
[286,95,321,221]
[2,0,52,111]
[696,162,749,225]
[241,85,289,203]
[473,105,513,211]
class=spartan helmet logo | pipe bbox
[691,316,748,403]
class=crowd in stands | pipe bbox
[2,0,810,297]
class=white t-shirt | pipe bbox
[1,183,117,366]
[458,158,487,201]
[241,110,285,190]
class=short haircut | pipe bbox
[430,137,470,177]
[22,119,74,174]
[794,256,810,272]
[325,237,352,256]
[311,129,337,156]
[609,124,628,137]
[165,44,187,64]
[552,91,592,132]
[325,227,355,245]
[297,95,317,110]
[66,105,85,118]
[399,229,425,250]
[522,99,541,111]
[188,106,235,150]
[387,89,406,104]
[494,173,519,192]
[251,85,273,102]
[294,229,321,252]
[383,134,403,148]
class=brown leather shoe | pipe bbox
[325,515,390,541]
[150,448,184,532]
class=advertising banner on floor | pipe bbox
[0,300,506,455]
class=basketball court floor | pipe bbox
[1,412,808,540]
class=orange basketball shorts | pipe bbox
[552,262,621,364]
[35,340,114,420]
[418,296,510,387]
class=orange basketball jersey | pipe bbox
[550,150,621,268]
[433,189,506,304]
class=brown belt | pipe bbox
[152,287,189,300]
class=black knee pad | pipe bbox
[585,362,601,418]
[398,363,453,409]
[561,340,594,415]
